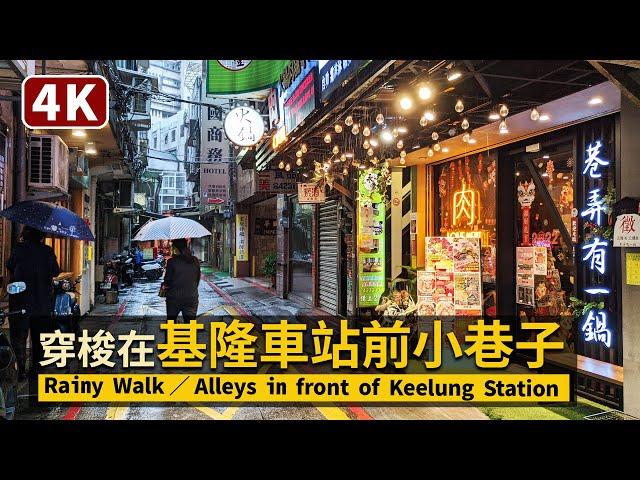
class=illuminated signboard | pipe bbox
[357,170,386,307]
[579,140,612,348]
[283,68,317,136]
[452,182,479,227]
[319,60,366,101]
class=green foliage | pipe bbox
[569,296,605,319]
[262,252,277,277]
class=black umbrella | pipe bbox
[0,200,95,241]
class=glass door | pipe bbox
[288,196,313,304]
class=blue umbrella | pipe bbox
[0,200,95,241]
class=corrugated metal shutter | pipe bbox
[318,199,339,314]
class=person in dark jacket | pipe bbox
[162,238,200,322]
[6,226,61,380]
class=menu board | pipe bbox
[421,237,482,316]
[357,171,386,307]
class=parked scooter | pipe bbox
[133,256,163,281]
[100,255,120,293]
[0,281,27,421]
[53,275,82,334]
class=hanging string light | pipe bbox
[424,110,435,121]
[345,115,354,126]
[462,132,470,143]
[332,145,339,155]
[396,139,404,149]
[363,139,370,149]
[362,126,371,137]
[455,99,464,113]
[376,113,384,125]
[367,148,374,156]
[301,143,308,153]
[431,131,439,141]
[427,148,434,157]
[296,150,303,158]
[461,118,470,130]
[324,133,332,143]
[278,160,285,169]
[433,142,441,151]
[352,123,360,135]
[296,158,303,166]
[530,107,540,121]
[419,116,428,127]
[285,163,291,171]
[499,119,508,134]
[499,104,509,117]
[334,124,343,133]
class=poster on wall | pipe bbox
[533,246,548,275]
[235,214,248,261]
[297,183,326,204]
[357,171,385,307]
[516,246,536,305]
[517,285,535,306]
[425,237,454,272]
[420,236,481,316]
[516,247,535,274]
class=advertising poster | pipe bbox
[452,237,481,272]
[517,273,535,287]
[454,272,483,315]
[534,246,548,275]
[426,237,454,272]
[417,270,435,316]
[357,171,385,307]
[517,285,535,306]
[297,182,326,204]
[433,272,455,316]
[516,246,535,274]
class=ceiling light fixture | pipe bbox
[418,85,432,100]
[539,114,550,121]
[424,110,435,121]
[488,112,500,121]
[72,129,86,138]
[589,96,603,105]
[400,97,413,110]
[447,70,462,82]
[85,142,97,155]
[381,130,394,143]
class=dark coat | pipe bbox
[163,254,200,301]
[6,240,61,324]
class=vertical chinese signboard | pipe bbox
[579,140,613,348]
[357,171,385,307]
[200,163,229,206]
[236,214,248,262]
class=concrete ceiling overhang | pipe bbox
[391,81,621,168]
[589,60,640,108]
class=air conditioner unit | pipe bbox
[29,134,69,192]
[132,77,151,115]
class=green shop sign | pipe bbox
[357,170,386,307]
[206,60,289,96]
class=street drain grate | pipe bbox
[584,409,639,420]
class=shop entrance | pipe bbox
[288,196,313,304]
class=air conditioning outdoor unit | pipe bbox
[29,134,69,192]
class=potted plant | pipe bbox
[262,252,277,288]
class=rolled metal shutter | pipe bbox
[318,199,339,314]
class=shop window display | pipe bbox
[434,152,497,314]
[514,141,576,350]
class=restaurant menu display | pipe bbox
[419,237,482,316]
[357,171,386,307]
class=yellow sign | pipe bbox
[272,127,287,150]
[236,214,249,261]
[627,252,640,286]
[452,183,479,227]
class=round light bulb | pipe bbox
[419,116,428,127]
[396,140,404,149]
[324,133,332,143]
[381,130,393,143]
[352,124,360,135]
[424,110,435,121]
[448,128,456,137]
[367,148,374,156]
[455,99,464,113]
[392,128,399,138]
[400,97,412,110]
[433,142,441,151]
[285,163,291,171]
[400,157,406,165]
[278,161,285,169]
[332,145,339,154]
[296,150,303,158]
[340,154,346,162]
[461,118,470,130]
[462,133,470,143]
[301,144,308,153]
[418,85,432,100]
[362,126,371,137]
[499,119,508,134]
[499,104,509,117]
[400,150,407,158]
[296,158,303,166]
[376,113,384,125]
[363,140,370,149]
[427,148,434,157]
[345,115,354,126]
[431,131,439,141]
[334,124,343,133]
[530,107,540,121]
[343,167,349,175]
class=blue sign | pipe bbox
[319,60,366,101]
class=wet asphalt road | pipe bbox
[15,275,488,421]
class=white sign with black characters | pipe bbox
[223,106,265,147]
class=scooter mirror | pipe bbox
[7,282,27,294]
